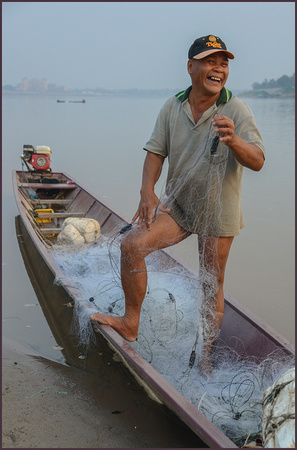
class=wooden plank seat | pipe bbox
[29,199,72,205]
[21,183,77,189]
[39,228,62,236]
[34,212,85,219]
[33,211,86,228]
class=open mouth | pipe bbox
[208,76,221,84]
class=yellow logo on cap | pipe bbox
[206,35,222,49]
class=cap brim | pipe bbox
[192,49,234,60]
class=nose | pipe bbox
[213,64,223,72]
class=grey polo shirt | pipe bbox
[144,86,265,236]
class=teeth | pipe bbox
[210,77,221,82]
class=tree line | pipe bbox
[252,74,295,91]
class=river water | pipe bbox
[2,93,295,361]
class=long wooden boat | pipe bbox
[13,168,295,448]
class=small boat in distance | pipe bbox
[57,99,86,103]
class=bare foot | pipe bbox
[90,313,138,342]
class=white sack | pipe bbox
[262,367,295,448]
[57,223,85,245]
[57,218,101,245]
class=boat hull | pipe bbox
[13,170,294,448]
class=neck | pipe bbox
[188,86,220,124]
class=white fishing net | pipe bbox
[51,237,294,447]
[160,131,227,236]
[48,119,294,446]
[50,121,294,446]
[155,125,230,353]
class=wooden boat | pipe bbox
[68,99,86,103]
[13,168,295,448]
[57,99,86,103]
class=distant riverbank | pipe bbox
[2,88,178,99]
[238,88,295,98]
[3,87,295,99]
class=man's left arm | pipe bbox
[212,114,265,171]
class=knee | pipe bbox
[120,234,136,256]
[120,234,149,260]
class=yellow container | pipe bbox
[35,209,54,224]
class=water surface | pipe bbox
[2,93,295,357]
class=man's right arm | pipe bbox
[132,151,167,230]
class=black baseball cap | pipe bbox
[188,35,234,60]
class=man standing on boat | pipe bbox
[91,35,265,369]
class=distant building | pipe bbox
[14,78,65,92]
[23,78,29,91]
[16,77,29,91]
[41,78,48,90]
[29,78,41,91]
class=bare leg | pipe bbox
[198,235,234,373]
[90,212,190,341]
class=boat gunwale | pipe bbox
[93,320,238,448]
[13,169,295,359]
[12,169,295,448]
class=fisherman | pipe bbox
[90,35,265,368]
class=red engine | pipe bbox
[22,145,52,171]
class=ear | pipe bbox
[187,59,193,75]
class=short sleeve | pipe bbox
[230,98,266,157]
[143,100,170,158]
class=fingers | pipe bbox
[212,115,235,144]
[158,204,171,213]
[131,206,153,230]
[142,204,155,230]
[137,211,147,229]
[131,209,140,225]
[131,203,170,231]
[131,210,147,229]
[212,115,234,131]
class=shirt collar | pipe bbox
[175,86,232,106]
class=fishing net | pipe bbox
[50,124,294,446]
[156,123,229,353]
[51,237,294,447]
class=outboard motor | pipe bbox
[21,145,52,171]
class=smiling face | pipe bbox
[188,52,229,97]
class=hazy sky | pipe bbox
[2,2,295,91]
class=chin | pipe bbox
[205,81,223,93]
[207,87,222,96]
